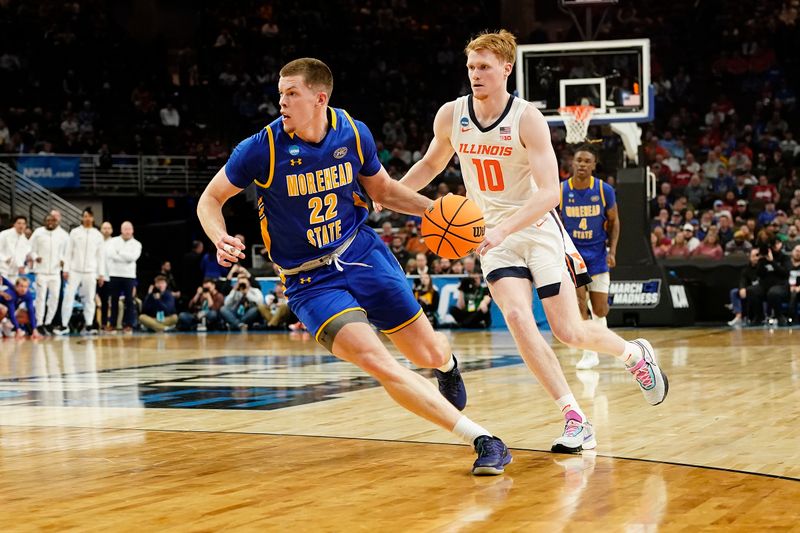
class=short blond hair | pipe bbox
[280,58,333,97]
[465,30,517,65]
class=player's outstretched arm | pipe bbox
[398,102,457,191]
[476,105,560,255]
[359,166,434,217]
[198,166,247,267]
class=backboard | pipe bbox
[515,38,652,125]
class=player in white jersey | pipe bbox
[397,30,668,453]
[0,215,30,278]
[54,208,106,335]
[28,213,69,335]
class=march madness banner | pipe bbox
[17,156,81,189]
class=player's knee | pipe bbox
[551,322,583,347]
[593,302,609,318]
[354,350,402,382]
[503,305,532,331]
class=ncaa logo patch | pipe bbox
[460,117,469,127]
[333,147,348,159]
[288,145,300,156]
[591,195,600,202]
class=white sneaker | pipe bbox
[627,339,669,406]
[576,350,600,369]
[727,316,742,327]
[53,326,70,336]
[551,419,597,454]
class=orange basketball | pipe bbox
[421,194,485,259]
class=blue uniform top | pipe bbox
[559,177,616,276]
[225,107,381,270]
[0,276,36,330]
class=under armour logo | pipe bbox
[290,158,302,166]
[299,277,311,284]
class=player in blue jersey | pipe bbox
[560,146,620,369]
[197,58,511,475]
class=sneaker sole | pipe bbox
[576,360,599,369]
[472,456,513,476]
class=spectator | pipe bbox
[725,230,754,256]
[681,224,701,252]
[404,257,418,276]
[727,248,760,326]
[389,235,410,267]
[438,257,453,274]
[717,214,735,247]
[0,277,41,338]
[746,242,791,324]
[767,244,800,325]
[413,272,440,327]
[107,221,142,333]
[757,202,779,227]
[751,175,779,205]
[691,232,724,259]
[97,221,115,329]
[449,269,491,328]
[201,248,229,279]
[178,278,224,331]
[0,216,30,278]
[220,274,264,331]
[379,222,395,245]
[157,260,181,301]
[139,275,178,332]
[55,208,105,335]
[159,103,180,127]
[28,213,68,335]
[666,232,691,258]
[696,211,715,240]
[401,220,426,255]
[734,199,750,225]
[415,252,429,275]
[260,282,295,329]
[684,174,707,208]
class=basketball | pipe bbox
[421,194,485,259]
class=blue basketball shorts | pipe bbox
[283,227,423,342]
[575,242,609,277]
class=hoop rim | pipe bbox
[558,105,596,120]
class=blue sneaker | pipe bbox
[433,355,467,411]
[472,435,512,475]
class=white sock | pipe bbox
[618,341,643,367]
[452,416,491,446]
[592,315,607,328]
[556,394,586,423]
[437,354,455,372]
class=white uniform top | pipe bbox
[0,227,30,277]
[64,225,106,276]
[106,236,142,279]
[449,94,590,294]
[29,226,69,275]
[450,94,550,229]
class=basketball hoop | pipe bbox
[558,105,595,144]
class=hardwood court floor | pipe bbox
[0,328,798,531]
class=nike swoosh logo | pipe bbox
[461,127,472,132]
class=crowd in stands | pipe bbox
[1,1,799,329]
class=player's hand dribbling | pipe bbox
[475,226,508,256]
[216,234,246,267]
[607,253,616,268]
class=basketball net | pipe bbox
[558,105,595,144]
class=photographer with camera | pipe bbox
[139,275,178,332]
[414,272,440,327]
[766,244,800,326]
[220,273,264,331]
[178,278,224,331]
[448,267,492,329]
[746,241,791,324]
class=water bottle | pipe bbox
[157,310,165,322]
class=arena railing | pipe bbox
[0,161,83,228]
[0,154,222,196]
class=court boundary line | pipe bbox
[2,423,797,482]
